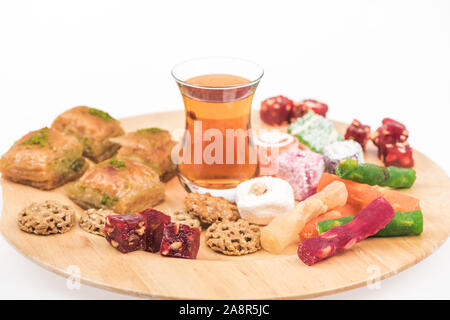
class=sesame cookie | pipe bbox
[169,210,201,228]
[205,219,261,256]
[79,208,117,237]
[185,192,240,225]
[18,200,74,235]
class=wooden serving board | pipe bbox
[1,110,449,299]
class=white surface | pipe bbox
[0,0,449,300]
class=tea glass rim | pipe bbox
[171,56,264,90]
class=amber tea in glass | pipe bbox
[172,57,263,196]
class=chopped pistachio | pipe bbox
[22,128,50,147]
[88,108,114,122]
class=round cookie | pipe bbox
[185,192,240,225]
[18,200,74,235]
[169,210,201,228]
[79,208,117,237]
[205,219,261,256]
[236,176,295,225]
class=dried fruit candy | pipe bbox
[290,99,329,120]
[288,110,344,153]
[104,214,146,253]
[344,119,371,151]
[260,95,294,126]
[336,158,416,189]
[383,142,414,168]
[261,181,348,254]
[298,197,395,265]
[317,210,423,237]
[160,223,201,259]
[317,173,421,212]
[139,209,171,253]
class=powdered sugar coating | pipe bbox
[276,149,325,201]
[323,140,364,173]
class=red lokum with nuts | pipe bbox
[290,99,328,121]
[160,223,201,259]
[139,209,171,253]
[344,119,371,151]
[297,197,395,266]
[105,209,171,254]
[104,214,147,253]
[260,95,294,126]
[373,118,413,167]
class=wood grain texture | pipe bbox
[1,110,449,299]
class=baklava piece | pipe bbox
[52,106,125,163]
[68,158,164,214]
[0,127,88,190]
[110,127,177,182]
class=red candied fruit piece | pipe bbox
[104,214,146,253]
[160,223,201,259]
[260,95,294,126]
[139,209,171,253]
[373,118,409,158]
[298,197,395,266]
[383,142,414,168]
[344,119,371,150]
[290,99,328,121]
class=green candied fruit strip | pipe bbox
[381,166,416,189]
[317,216,353,234]
[317,210,423,237]
[375,210,423,237]
[335,159,386,186]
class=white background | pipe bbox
[0,0,449,299]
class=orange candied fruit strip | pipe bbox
[317,173,420,212]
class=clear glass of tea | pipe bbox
[172,57,264,199]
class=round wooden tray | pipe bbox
[1,110,449,299]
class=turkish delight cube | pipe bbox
[139,209,171,253]
[276,149,325,201]
[383,142,414,168]
[104,214,146,253]
[260,95,294,126]
[160,223,201,259]
[344,119,371,151]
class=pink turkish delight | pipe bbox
[297,197,395,266]
[276,149,325,201]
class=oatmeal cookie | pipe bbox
[18,200,74,235]
[205,219,261,256]
[79,208,117,237]
[170,210,201,228]
[185,192,239,225]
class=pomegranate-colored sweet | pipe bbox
[290,99,328,121]
[383,142,414,168]
[104,214,146,253]
[373,118,409,158]
[139,209,171,253]
[260,95,294,126]
[344,119,371,151]
[298,197,395,266]
[160,223,201,259]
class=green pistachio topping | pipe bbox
[136,127,163,135]
[108,158,126,169]
[22,128,50,147]
[101,193,110,205]
[88,108,114,122]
